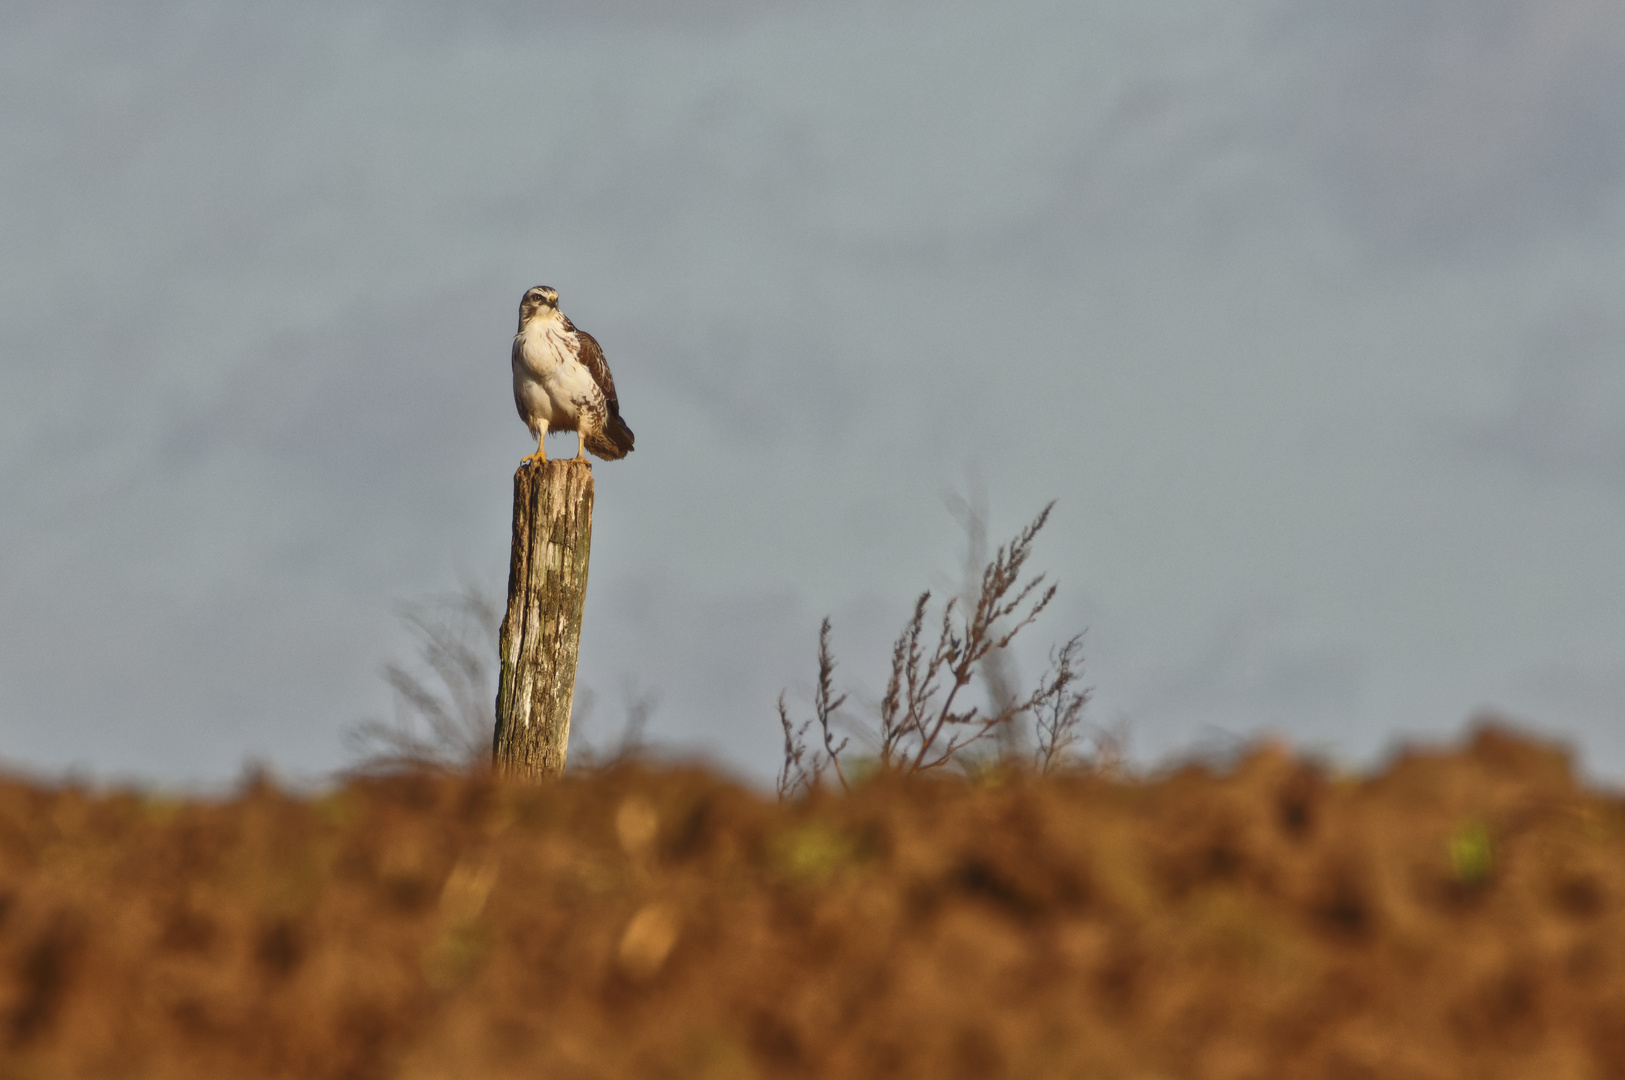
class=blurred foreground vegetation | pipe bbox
[0,724,1621,1079]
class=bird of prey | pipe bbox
[511,285,635,464]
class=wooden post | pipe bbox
[493,459,594,779]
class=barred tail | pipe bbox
[586,414,635,460]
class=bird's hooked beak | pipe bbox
[518,286,559,327]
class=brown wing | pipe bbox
[566,320,622,418]
[561,315,634,458]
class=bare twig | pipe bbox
[878,592,930,770]
[778,501,1086,795]
[1031,635,1092,773]
[777,621,852,797]
[348,586,501,772]
[777,693,813,799]
[948,481,1023,760]
[906,502,1057,773]
[814,618,851,792]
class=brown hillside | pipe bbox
[1,725,1623,1079]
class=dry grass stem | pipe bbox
[778,619,852,797]
[781,502,1096,794]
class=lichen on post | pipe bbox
[493,459,594,779]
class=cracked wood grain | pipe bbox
[493,459,594,779]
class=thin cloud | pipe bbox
[1306,0,1625,248]
[1462,310,1625,486]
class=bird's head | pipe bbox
[518,285,560,327]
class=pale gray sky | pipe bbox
[4,0,1625,785]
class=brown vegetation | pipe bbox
[1,725,1623,1078]
[779,503,1094,798]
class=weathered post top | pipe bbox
[493,459,594,779]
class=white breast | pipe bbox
[515,321,568,378]
[513,316,602,433]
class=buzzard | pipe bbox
[511,285,635,463]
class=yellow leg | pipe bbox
[574,432,589,462]
[521,431,547,464]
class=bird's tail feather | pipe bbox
[586,415,635,460]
